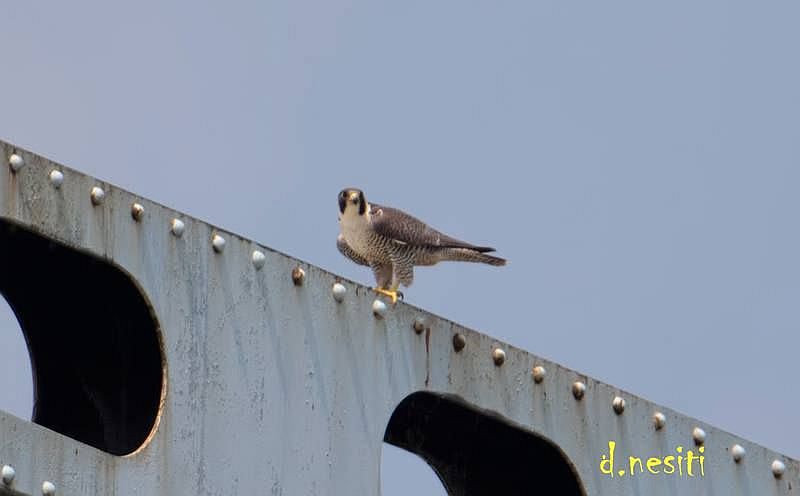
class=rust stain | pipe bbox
[424,327,431,387]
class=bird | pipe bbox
[336,188,506,304]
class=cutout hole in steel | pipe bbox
[0,294,33,420]
[0,219,164,456]
[381,443,447,495]
[384,392,584,495]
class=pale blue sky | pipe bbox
[2,2,799,494]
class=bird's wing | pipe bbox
[369,203,496,252]
[337,234,370,266]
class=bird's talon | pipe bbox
[373,288,401,305]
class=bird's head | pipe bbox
[338,188,368,217]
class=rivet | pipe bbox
[731,444,745,463]
[532,365,546,384]
[572,381,586,400]
[612,396,625,415]
[653,412,666,431]
[90,186,105,205]
[48,170,64,188]
[292,267,305,286]
[8,153,24,172]
[372,299,387,318]
[692,427,706,446]
[170,219,185,237]
[492,348,506,366]
[131,203,144,221]
[771,459,786,478]
[412,317,426,334]
[42,481,56,495]
[452,333,466,352]
[252,250,266,269]
[1,465,15,485]
[212,234,226,253]
[332,282,346,302]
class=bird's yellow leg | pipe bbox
[373,287,404,304]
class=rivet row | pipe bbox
[5,151,789,480]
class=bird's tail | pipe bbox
[444,247,507,266]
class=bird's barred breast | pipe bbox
[340,222,369,253]
[341,224,391,263]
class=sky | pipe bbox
[2,2,799,494]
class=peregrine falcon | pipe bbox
[337,188,506,304]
